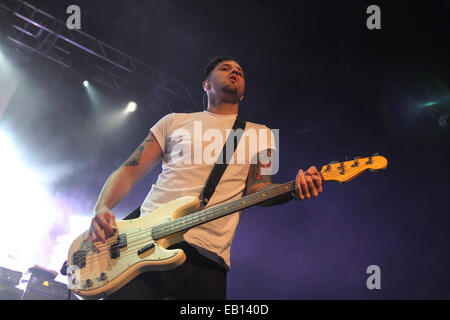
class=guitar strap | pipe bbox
[199,116,247,207]
[124,116,247,220]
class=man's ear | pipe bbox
[202,80,209,92]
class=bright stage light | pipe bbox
[83,80,89,87]
[0,131,60,274]
[0,132,93,285]
[125,101,137,113]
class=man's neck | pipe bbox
[207,102,239,115]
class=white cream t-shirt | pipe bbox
[140,111,276,270]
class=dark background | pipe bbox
[0,0,449,299]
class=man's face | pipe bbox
[206,60,245,103]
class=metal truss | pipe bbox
[0,0,201,113]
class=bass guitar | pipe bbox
[67,155,388,299]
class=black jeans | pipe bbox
[106,242,227,300]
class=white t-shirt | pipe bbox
[141,110,276,270]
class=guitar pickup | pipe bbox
[72,250,86,269]
[137,243,155,255]
[110,243,120,259]
[118,233,127,249]
[110,234,127,259]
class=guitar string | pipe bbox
[76,180,380,273]
[75,161,379,258]
[71,162,381,267]
[73,161,379,257]
[75,179,298,266]
[148,160,382,238]
[75,182,294,265]
[77,181,293,253]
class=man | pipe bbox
[86,56,323,299]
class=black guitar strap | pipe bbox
[199,116,247,207]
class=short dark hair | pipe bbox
[203,55,239,80]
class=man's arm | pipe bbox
[246,150,293,207]
[87,131,163,243]
[246,150,323,207]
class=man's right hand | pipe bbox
[84,206,118,243]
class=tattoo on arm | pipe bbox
[247,150,273,192]
[122,132,156,167]
[247,149,293,206]
[123,145,144,167]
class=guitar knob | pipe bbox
[100,272,108,281]
[86,279,93,287]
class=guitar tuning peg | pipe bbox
[325,161,338,172]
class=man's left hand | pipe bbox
[294,166,323,200]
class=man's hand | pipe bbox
[84,205,118,243]
[294,166,323,200]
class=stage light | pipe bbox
[83,80,89,87]
[0,48,6,65]
[0,131,60,275]
[420,101,438,108]
[42,281,49,287]
[125,101,137,113]
[419,96,449,109]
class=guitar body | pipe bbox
[67,196,200,300]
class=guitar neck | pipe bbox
[150,155,388,239]
[151,180,296,239]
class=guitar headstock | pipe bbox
[320,155,388,183]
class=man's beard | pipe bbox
[222,84,238,95]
